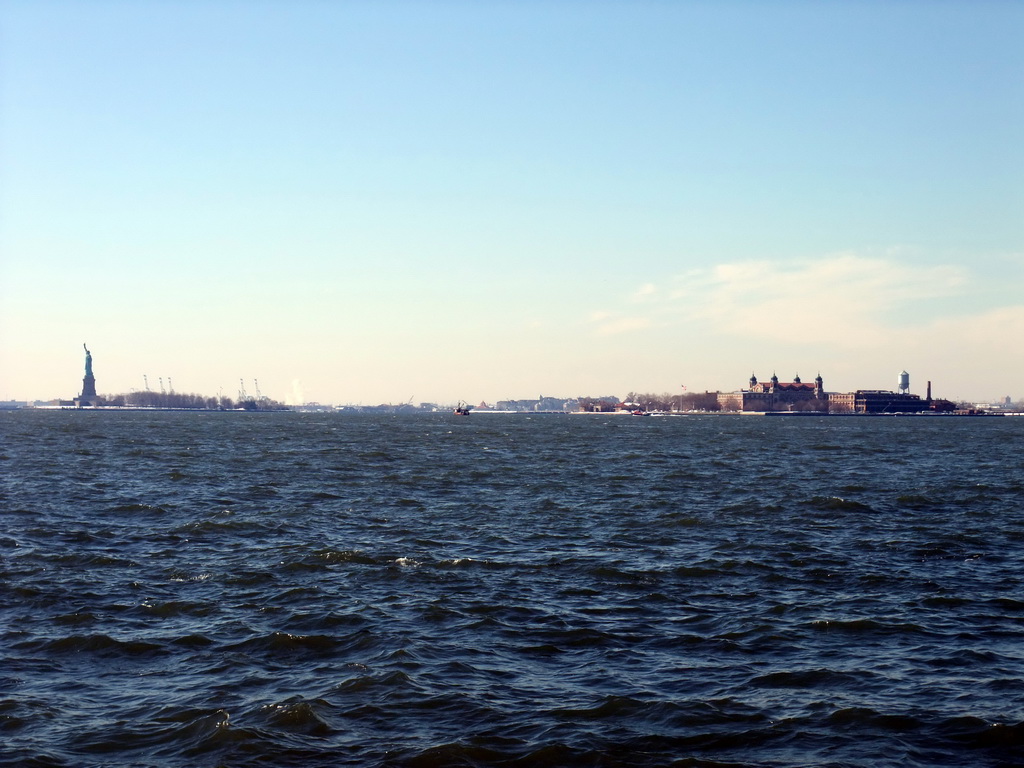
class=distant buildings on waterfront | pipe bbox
[491,396,582,412]
[718,372,829,412]
[289,396,585,414]
[716,371,945,414]
[2,346,1019,414]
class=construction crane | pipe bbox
[238,378,248,401]
[255,379,262,401]
[143,375,150,392]
[168,377,174,394]
[159,377,166,394]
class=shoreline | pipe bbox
[4,407,1018,417]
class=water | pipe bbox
[2,410,1024,767]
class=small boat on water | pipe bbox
[454,401,471,416]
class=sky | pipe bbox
[1,0,1022,405]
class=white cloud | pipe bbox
[687,255,962,337]
[588,314,652,336]
[909,304,1024,367]
[630,283,657,302]
[936,304,1024,337]
[581,252,1021,399]
[602,253,970,346]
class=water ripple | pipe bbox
[1,411,1023,767]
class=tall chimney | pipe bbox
[927,380,932,401]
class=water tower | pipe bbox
[898,370,910,395]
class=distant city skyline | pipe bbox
[1,2,1021,404]
[8,344,1011,408]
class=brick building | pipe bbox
[717,373,828,412]
[718,371,934,413]
[827,390,929,413]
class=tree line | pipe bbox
[101,391,286,410]
[576,392,721,412]
[627,392,722,412]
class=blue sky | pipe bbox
[1,1,1021,404]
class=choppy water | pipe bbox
[2,410,1024,767]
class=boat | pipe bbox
[454,401,471,416]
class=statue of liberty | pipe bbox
[81,343,97,398]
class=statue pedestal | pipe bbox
[82,374,97,398]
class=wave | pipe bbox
[256,698,336,737]
[808,618,931,636]
[749,668,861,689]
[5,411,1024,768]
[108,502,169,515]
[805,496,875,512]
[137,600,218,618]
[825,709,1024,750]
[73,707,245,762]
[280,549,384,570]
[227,631,348,656]
[16,633,166,656]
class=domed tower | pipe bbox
[794,373,802,384]
[749,372,758,389]
[770,372,778,392]
[814,372,823,393]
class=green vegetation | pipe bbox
[627,392,722,412]
[100,391,286,410]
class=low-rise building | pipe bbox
[718,373,828,412]
[828,390,929,413]
[718,372,935,414]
